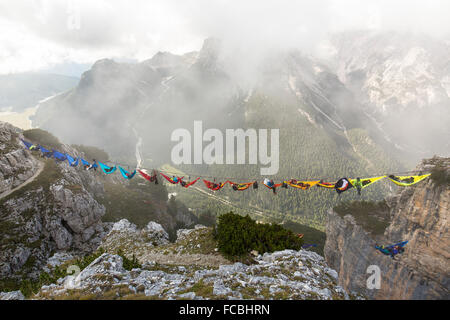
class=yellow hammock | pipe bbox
[387,174,431,187]
[349,176,386,190]
[285,180,320,190]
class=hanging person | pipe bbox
[334,178,353,195]
[375,241,408,259]
[263,178,277,194]
[354,177,363,195]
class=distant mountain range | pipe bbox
[29,31,450,228]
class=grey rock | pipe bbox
[0,290,25,300]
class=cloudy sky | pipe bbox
[0,0,449,75]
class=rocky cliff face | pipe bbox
[0,122,41,195]
[0,121,200,281]
[324,157,450,299]
[0,121,107,279]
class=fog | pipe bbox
[0,0,449,73]
[1,0,449,165]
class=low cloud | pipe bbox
[0,0,449,74]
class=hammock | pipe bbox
[98,162,117,174]
[350,176,386,194]
[203,179,228,191]
[38,145,53,157]
[52,149,67,162]
[118,166,136,179]
[375,241,408,256]
[180,177,201,188]
[21,139,33,149]
[229,181,256,191]
[66,154,79,167]
[285,180,320,190]
[81,158,90,167]
[387,174,431,187]
[335,178,353,194]
[138,170,158,184]
[160,172,183,184]
[21,139,39,151]
[263,179,283,194]
[263,179,283,189]
[317,181,335,189]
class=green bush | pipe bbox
[117,249,141,270]
[23,128,61,149]
[0,264,69,298]
[216,212,303,259]
[72,144,109,162]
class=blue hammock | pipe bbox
[375,241,408,256]
[118,166,136,179]
[66,154,79,167]
[81,158,91,166]
[98,162,117,174]
[21,139,33,149]
[302,244,317,249]
[21,139,39,150]
[81,159,98,170]
[39,145,53,157]
[52,149,67,161]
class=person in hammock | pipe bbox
[87,159,98,171]
[380,244,405,259]
[104,165,115,173]
[264,178,277,194]
[389,175,414,184]
[354,177,363,195]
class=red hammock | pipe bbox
[203,179,228,191]
[138,169,158,183]
[160,172,183,184]
[263,181,283,189]
[180,177,201,188]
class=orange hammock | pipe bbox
[228,181,257,191]
[203,179,228,191]
[317,181,335,189]
[285,180,320,190]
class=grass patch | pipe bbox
[0,264,69,298]
[22,128,62,150]
[188,279,214,298]
[0,158,63,206]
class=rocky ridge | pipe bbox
[32,220,358,300]
[0,121,107,279]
